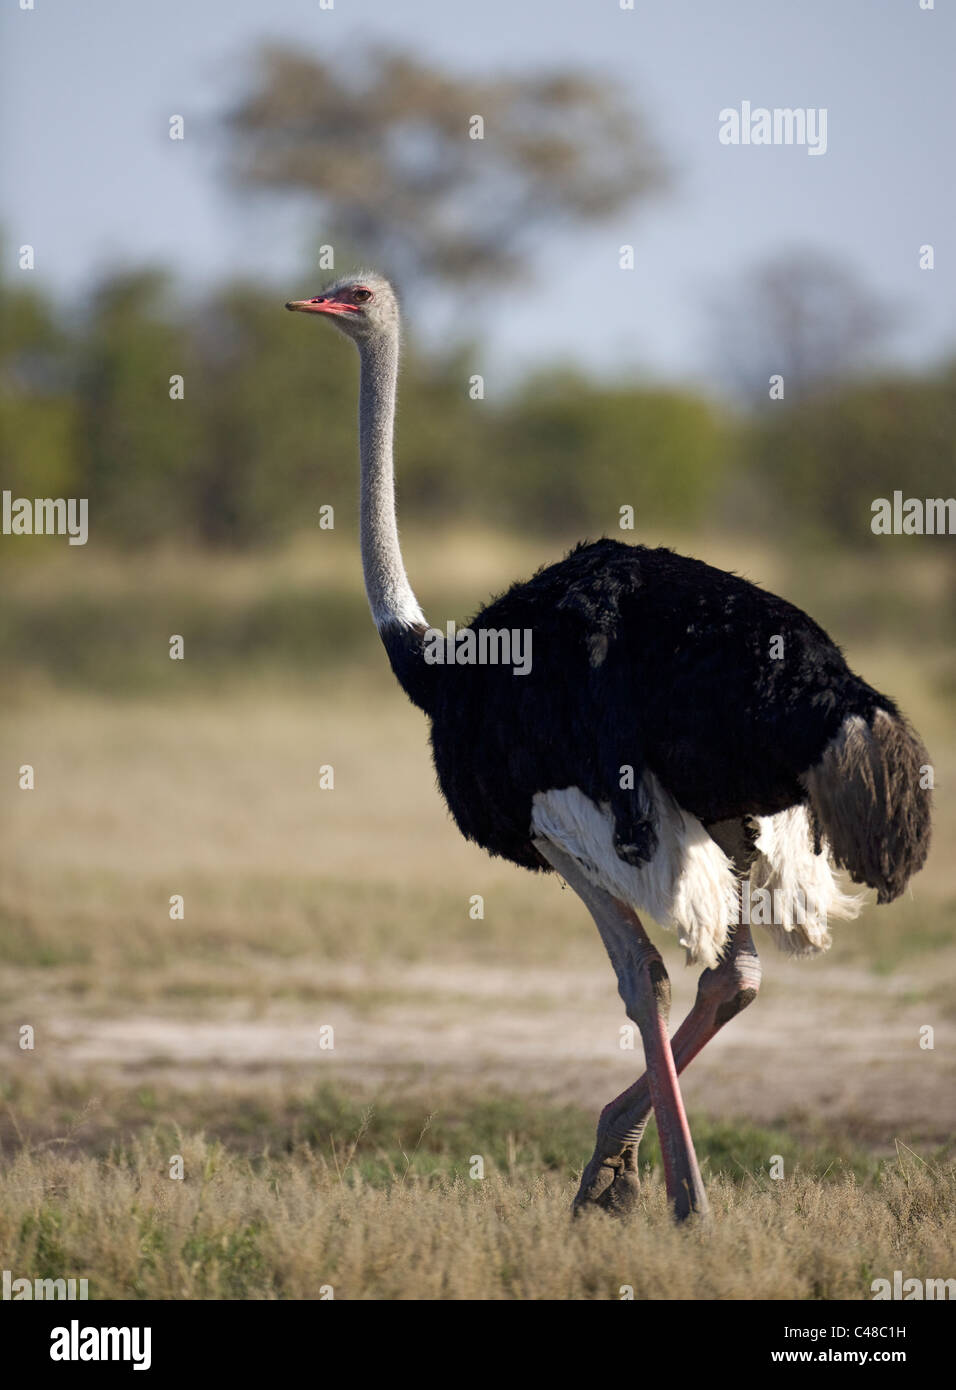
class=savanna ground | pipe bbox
[1,527,954,1299]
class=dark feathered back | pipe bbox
[425,539,907,873]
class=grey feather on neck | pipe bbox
[357,333,426,632]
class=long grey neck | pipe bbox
[357,333,426,632]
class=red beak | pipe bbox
[285,296,359,318]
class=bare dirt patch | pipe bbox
[32,953,955,1144]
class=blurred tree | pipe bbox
[189,281,355,546]
[73,271,204,544]
[4,260,949,557]
[749,362,956,547]
[0,276,77,511]
[187,286,486,546]
[488,369,733,535]
[225,45,666,293]
[711,249,895,406]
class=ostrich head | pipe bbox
[285,271,399,342]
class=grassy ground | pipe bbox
[1,528,954,1299]
[2,1078,954,1300]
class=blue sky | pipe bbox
[3,0,953,390]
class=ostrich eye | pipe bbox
[352,288,372,303]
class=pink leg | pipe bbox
[574,921,761,1215]
[534,837,708,1221]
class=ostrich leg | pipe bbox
[574,821,761,1217]
[573,921,761,1215]
[533,838,708,1221]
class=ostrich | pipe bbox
[286,273,932,1221]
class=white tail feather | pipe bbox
[531,776,737,969]
[752,805,865,956]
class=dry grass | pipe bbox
[2,1124,953,1301]
[2,1071,953,1302]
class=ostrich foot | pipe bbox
[573,1148,641,1218]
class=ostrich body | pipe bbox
[287,273,932,1220]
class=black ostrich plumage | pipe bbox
[382,538,896,873]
